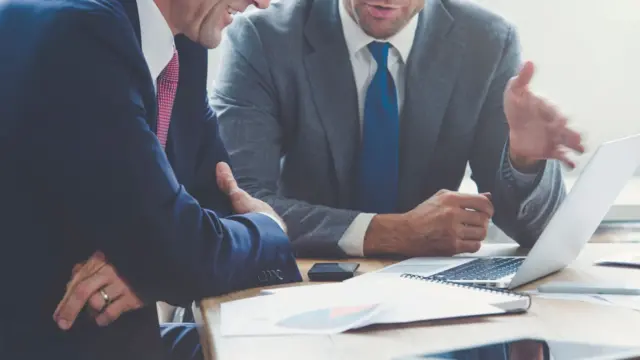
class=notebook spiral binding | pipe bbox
[399,273,529,299]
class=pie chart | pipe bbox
[276,304,380,331]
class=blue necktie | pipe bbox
[355,42,399,213]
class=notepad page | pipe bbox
[222,277,506,336]
[264,276,525,313]
[359,276,528,311]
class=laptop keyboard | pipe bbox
[431,258,525,281]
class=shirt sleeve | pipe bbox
[258,212,286,232]
[337,213,376,257]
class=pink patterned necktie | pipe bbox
[156,49,179,149]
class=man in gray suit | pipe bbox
[212,0,584,258]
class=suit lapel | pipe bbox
[117,0,141,43]
[398,0,466,211]
[303,0,360,206]
[116,0,158,134]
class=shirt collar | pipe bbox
[136,0,175,84]
[338,0,419,63]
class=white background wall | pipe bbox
[473,0,640,176]
[207,0,640,176]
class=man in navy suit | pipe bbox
[0,0,301,359]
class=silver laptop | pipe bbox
[381,133,640,290]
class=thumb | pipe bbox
[216,162,239,195]
[510,61,535,91]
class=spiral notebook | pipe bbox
[232,273,532,336]
[399,273,531,313]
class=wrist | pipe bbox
[258,211,287,233]
[508,146,542,174]
[363,214,409,257]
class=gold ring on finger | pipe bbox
[98,288,111,312]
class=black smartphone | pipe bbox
[307,262,360,282]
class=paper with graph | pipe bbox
[220,277,507,336]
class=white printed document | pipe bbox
[221,277,510,337]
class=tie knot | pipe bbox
[367,41,390,66]
[161,48,180,83]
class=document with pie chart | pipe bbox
[220,277,511,336]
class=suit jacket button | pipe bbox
[275,269,283,281]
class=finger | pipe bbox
[215,162,239,195]
[511,61,535,91]
[538,101,562,123]
[559,128,584,153]
[450,194,494,217]
[547,117,584,154]
[458,209,491,228]
[56,256,107,317]
[94,295,143,327]
[62,260,106,303]
[552,148,576,169]
[78,255,106,277]
[72,252,107,280]
[459,224,489,241]
[480,192,492,201]
[87,280,127,314]
[455,239,482,254]
[547,117,567,147]
[54,273,110,330]
[228,188,255,214]
[548,116,568,133]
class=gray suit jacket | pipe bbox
[212,0,566,257]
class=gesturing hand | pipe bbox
[53,252,143,330]
[216,162,286,232]
[504,61,585,170]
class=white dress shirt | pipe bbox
[336,2,538,256]
[336,1,419,257]
[136,0,286,231]
[136,0,175,92]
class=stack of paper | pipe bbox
[220,277,509,337]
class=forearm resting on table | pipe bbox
[362,214,408,256]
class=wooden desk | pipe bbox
[198,243,640,360]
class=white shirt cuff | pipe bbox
[257,212,286,232]
[337,213,376,257]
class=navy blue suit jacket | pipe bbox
[0,0,301,359]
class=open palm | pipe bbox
[504,62,584,168]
